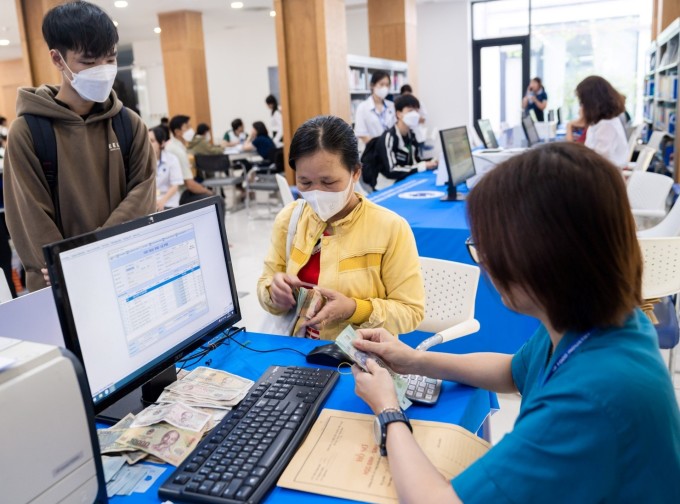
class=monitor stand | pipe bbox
[96,365,178,424]
[440,183,467,202]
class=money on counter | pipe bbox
[183,366,254,390]
[335,325,412,410]
[116,423,202,466]
[131,402,211,432]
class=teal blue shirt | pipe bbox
[453,309,680,503]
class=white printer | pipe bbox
[0,337,107,503]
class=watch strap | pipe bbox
[378,409,412,456]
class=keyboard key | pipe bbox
[235,485,254,500]
[210,481,227,496]
[222,478,243,498]
[173,474,190,485]
[259,428,294,468]
[197,480,214,494]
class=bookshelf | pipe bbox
[645,18,679,180]
[347,55,408,124]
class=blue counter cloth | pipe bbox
[453,309,680,503]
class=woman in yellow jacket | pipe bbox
[257,115,424,340]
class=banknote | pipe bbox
[166,380,244,401]
[157,389,236,410]
[122,451,148,465]
[98,428,130,454]
[117,424,201,466]
[335,325,412,410]
[293,287,327,336]
[131,402,211,432]
[182,366,254,391]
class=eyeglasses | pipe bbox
[465,237,480,264]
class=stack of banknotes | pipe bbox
[97,366,254,471]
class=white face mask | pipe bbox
[0,125,8,137]
[60,53,117,103]
[300,176,354,222]
[205,132,212,142]
[182,128,195,142]
[403,110,421,130]
[374,86,389,100]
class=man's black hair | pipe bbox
[150,126,169,144]
[395,94,420,112]
[231,118,243,131]
[400,84,413,94]
[0,116,7,125]
[370,70,391,87]
[196,123,211,136]
[169,115,191,135]
[160,117,169,125]
[42,1,119,58]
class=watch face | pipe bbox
[373,416,382,445]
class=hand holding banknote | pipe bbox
[301,286,356,329]
[352,328,419,375]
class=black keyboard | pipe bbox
[159,365,338,503]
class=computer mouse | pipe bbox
[305,343,354,368]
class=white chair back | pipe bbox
[626,123,645,161]
[0,273,11,304]
[275,174,295,206]
[638,198,680,238]
[639,237,680,299]
[627,171,673,217]
[630,146,656,172]
[646,130,668,152]
[419,257,480,334]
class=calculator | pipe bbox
[405,374,442,404]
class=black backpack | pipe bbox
[360,136,381,191]
[23,107,133,232]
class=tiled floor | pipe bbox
[223,198,680,446]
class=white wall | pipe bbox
[346,6,370,57]
[131,39,168,127]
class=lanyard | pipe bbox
[373,103,389,130]
[540,331,592,387]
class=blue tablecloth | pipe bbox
[109,331,495,503]
[370,172,539,354]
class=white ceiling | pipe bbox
[0,0,463,62]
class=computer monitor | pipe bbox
[44,196,241,422]
[439,126,477,202]
[476,119,499,149]
[522,115,541,147]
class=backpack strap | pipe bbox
[23,113,63,233]
[111,106,133,183]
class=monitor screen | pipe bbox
[522,115,541,146]
[439,126,476,187]
[44,197,240,413]
[477,119,499,149]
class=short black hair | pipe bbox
[231,118,243,131]
[400,84,413,94]
[150,126,168,144]
[169,115,190,135]
[42,1,118,58]
[160,117,169,125]
[370,70,391,87]
[289,116,360,173]
[395,94,420,112]
[265,94,278,114]
[0,116,7,125]
[196,123,210,136]
[253,121,269,137]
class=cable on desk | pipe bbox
[221,329,308,358]
[176,326,246,372]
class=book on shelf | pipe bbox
[658,75,678,100]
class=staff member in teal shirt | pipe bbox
[351,142,680,503]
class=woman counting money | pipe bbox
[351,143,680,503]
[257,115,424,340]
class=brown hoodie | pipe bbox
[3,85,156,291]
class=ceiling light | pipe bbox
[0,39,10,46]
[114,1,128,8]
[154,27,162,34]
[113,20,119,27]
[231,2,244,9]
[270,10,276,17]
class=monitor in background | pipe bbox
[476,119,499,149]
[44,196,241,423]
[439,126,477,202]
[522,115,541,147]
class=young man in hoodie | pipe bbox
[3,1,155,292]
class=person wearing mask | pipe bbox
[222,118,247,148]
[187,123,223,156]
[522,77,548,121]
[165,114,213,204]
[265,95,283,144]
[399,84,427,125]
[354,70,396,145]
[257,115,424,340]
[351,142,680,503]
[361,94,437,191]
[576,75,628,168]
[3,1,155,292]
[149,126,183,211]
[243,121,277,162]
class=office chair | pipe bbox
[638,198,680,238]
[627,171,674,228]
[275,174,295,206]
[625,146,657,173]
[194,154,244,210]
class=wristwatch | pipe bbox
[373,407,412,457]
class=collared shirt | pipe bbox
[354,96,396,140]
[165,137,192,180]
[453,309,680,503]
[155,150,184,208]
[585,117,629,168]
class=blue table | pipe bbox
[110,331,495,503]
[370,172,539,354]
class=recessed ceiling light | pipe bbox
[0,39,10,46]
[231,2,244,9]
[270,10,276,17]
[154,27,162,34]
[113,20,119,27]
[114,1,128,8]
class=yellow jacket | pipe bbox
[257,194,425,340]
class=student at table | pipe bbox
[187,123,223,156]
[258,115,424,340]
[361,94,437,191]
[576,75,628,168]
[265,94,283,144]
[400,84,427,125]
[354,70,396,145]
[221,118,246,148]
[351,142,680,503]
[243,121,277,162]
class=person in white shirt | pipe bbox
[266,95,283,144]
[576,76,629,168]
[149,126,183,210]
[354,70,396,145]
